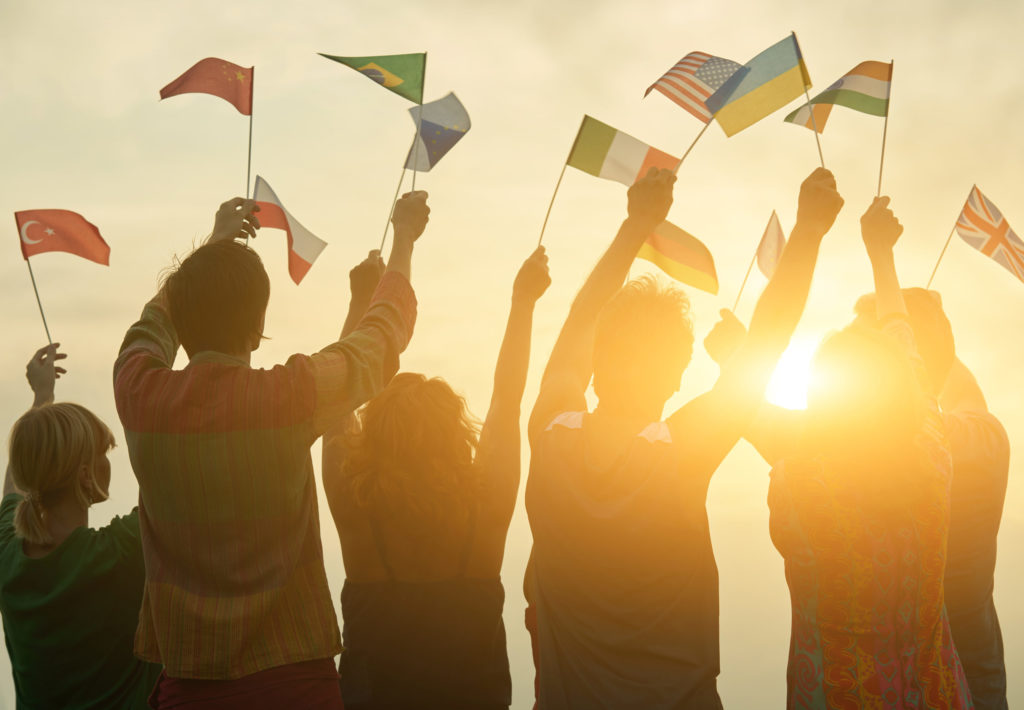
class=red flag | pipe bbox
[15,210,110,266]
[160,58,253,115]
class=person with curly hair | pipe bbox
[323,247,551,710]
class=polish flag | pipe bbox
[253,176,327,284]
[15,209,110,265]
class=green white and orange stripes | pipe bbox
[637,220,719,294]
[567,115,679,186]
[785,61,892,133]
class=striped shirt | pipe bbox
[113,272,417,680]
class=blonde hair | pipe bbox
[343,373,481,530]
[8,403,114,545]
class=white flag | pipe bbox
[756,210,786,279]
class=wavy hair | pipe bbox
[9,403,114,545]
[343,373,482,529]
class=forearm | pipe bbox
[340,296,372,339]
[385,234,415,282]
[490,297,536,411]
[745,224,822,360]
[543,218,649,383]
[868,249,906,320]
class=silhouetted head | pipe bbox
[164,241,270,359]
[344,373,481,527]
[805,323,923,467]
[593,276,694,418]
[8,403,114,545]
[853,288,954,395]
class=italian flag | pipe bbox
[566,115,679,186]
[785,61,892,133]
[637,220,718,295]
[253,176,328,284]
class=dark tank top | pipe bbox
[338,508,512,709]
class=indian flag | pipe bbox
[566,116,679,186]
[253,175,328,285]
[637,220,718,294]
[784,61,892,133]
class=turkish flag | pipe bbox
[160,58,253,115]
[15,210,110,265]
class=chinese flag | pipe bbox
[160,58,253,115]
[15,210,110,266]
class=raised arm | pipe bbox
[4,344,66,497]
[477,248,551,526]
[529,168,675,440]
[862,196,907,321]
[668,168,843,478]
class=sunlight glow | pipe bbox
[765,337,819,410]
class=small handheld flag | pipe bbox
[645,52,748,124]
[567,116,679,186]
[636,221,719,295]
[16,210,110,265]
[252,177,328,285]
[320,53,426,103]
[784,61,892,133]
[160,58,253,115]
[404,92,471,172]
[954,186,1024,284]
[756,210,786,279]
[14,209,110,344]
[706,33,811,138]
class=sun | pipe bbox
[765,336,819,410]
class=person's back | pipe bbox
[0,345,160,709]
[323,249,550,709]
[114,196,426,707]
[0,499,159,709]
[942,371,1010,709]
[768,198,972,709]
[526,168,843,708]
[528,412,721,708]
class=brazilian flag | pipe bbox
[320,52,425,103]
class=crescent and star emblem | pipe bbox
[19,220,43,245]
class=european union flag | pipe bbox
[405,93,471,172]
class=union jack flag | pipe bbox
[645,52,746,124]
[955,185,1024,284]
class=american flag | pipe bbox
[645,52,746,123]
[955,185,1024,283]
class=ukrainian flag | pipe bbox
[705,34,811,137]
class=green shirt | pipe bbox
[0,494,162,709]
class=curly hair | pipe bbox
[9,403,114,545]
[342,373,482,529]
[593,275,695,406]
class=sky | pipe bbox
[1,0,1022,707]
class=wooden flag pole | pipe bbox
[410,53,426,192]
[804,86,825,168]
[875,60,893,197]
[674,122,711,175]
[380,162,409,252]
[25,260,53,345]
[925,224,957,289]
[245,67,254,245]
[732,250,758,312]
[536,164,568,248]
[538,117,588,247]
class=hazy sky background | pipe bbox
[0,0,1021,707]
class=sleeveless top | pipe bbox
[338,508,512,709]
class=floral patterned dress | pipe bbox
[769,318,974,709]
